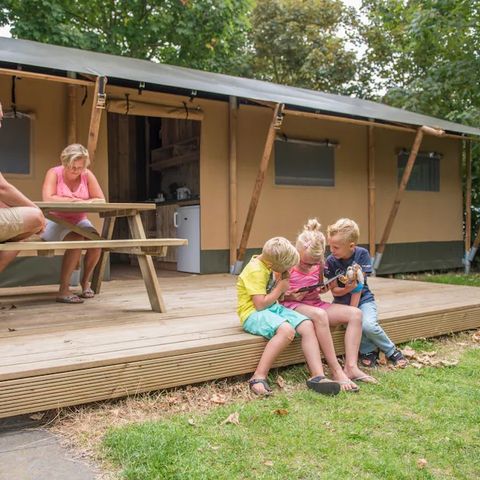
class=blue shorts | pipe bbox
[242,303,309,340]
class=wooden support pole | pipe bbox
[468,227,480,263]
[464,140,472,272]
[87,76,107,163]
[232,103,284,273]
[373,125,445,271]
[229,96,238,270]
[67,84,77,145]
[367,125,376,260]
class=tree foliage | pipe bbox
[0,0,253,74]
[249,0,359,93]
[359,0,480,254]
[359,0,480,125]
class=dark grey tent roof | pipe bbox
[1,36,479,136]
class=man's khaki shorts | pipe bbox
[0,207,24,242]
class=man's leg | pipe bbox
[8,207,45,240]
[0,207,44,272]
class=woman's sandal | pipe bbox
[80,287,95,299]
[306,376,341,396]
[387,349,408,368]
[56,294,84,304]
[359,350,379,368]
[248,378,273,396]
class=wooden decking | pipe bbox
[1,272,479,418]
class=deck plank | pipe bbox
[0,274,479,418]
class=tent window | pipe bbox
[397,150,441,192]
[274,138,335,186]
[0,117,31,175]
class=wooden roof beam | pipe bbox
[0,67,93,86]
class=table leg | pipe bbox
[127,214,166,313]
[91,216,116,294]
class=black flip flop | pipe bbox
[306,375,341,396]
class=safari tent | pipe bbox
[1,36,479,286]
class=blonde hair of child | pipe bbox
[296,218,325,261]
[60,144,90,169]
[327,218,360,244]
[262,237,299,271]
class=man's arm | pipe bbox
[0,172,39,209]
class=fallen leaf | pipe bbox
[440,359,458,367]
[9,304,17,310]
[210,445,220,451]
[29,412,45,421]
[423,351,437,357]
[221,412,240,425]
[7,328,16,332]
[264,460,274,467]
[276,375,286,389]
[378,352,387,365]
[401,347,417,358]
[417,458,428,469]
[411,362,424,369]
[210,394,226,405]
[188,418,196,426]
[273,408,289,416]
[165,395,181,404]
[472,331,480,343]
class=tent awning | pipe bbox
[1,36,479,136]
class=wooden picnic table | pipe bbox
[32,201,185,313]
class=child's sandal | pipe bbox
[248,378,272,396]
[387,349,408,368]
[359,350,379,368]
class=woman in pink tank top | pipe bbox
[41,144,105,304]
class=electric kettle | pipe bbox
[176,186,191,200]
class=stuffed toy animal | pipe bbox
[342,263,364,287]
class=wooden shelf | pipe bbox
[150,151,199,171]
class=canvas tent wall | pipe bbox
[0,37,477,283]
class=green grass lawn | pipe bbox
[400,272,480,287]
[102,348,480,480]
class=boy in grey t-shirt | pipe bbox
[325,218,407,369]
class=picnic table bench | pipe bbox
[0,202,187,313]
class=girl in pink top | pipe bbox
[42,144,105,304]
[281,219,377,390]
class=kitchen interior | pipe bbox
[107,112,201,273]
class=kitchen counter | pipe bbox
[155,199,200,207]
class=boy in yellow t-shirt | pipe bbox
[237,237,341,396]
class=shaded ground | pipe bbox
[0,415,97,480]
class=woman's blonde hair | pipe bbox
[262,237,299,272]
[327,218,360,243]
[60,144,90,169]
[296,218,326,261]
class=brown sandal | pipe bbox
[249,378,272,396]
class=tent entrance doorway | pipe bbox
[107,113,201,271]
